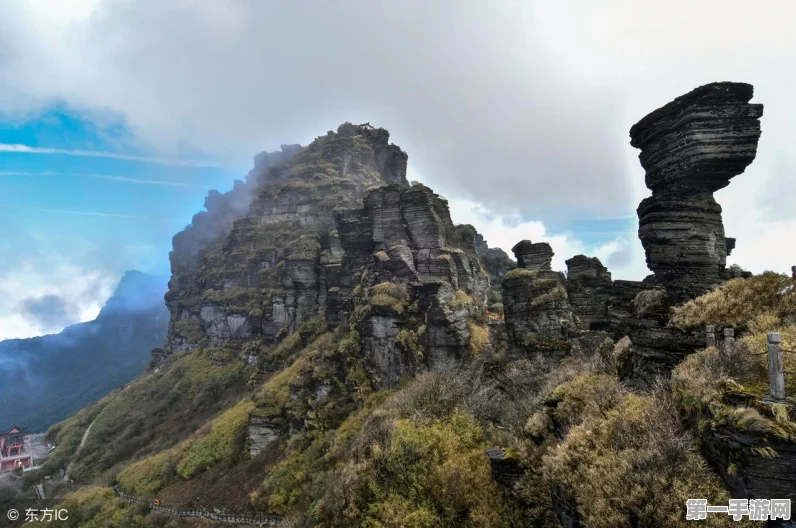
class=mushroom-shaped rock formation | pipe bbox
[630,82,763,300]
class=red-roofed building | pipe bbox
[0,426,32,472]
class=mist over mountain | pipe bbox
[0,271,169,433]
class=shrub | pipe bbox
[172,319,205,342]
[504,268,535,280]
[368,282,410,314]
[670,272,795,329]
[396,329,424,360]
[318,411,519,527]
[49,485,146,527]
[118,445,186,497]
[529,285,567,307]
[67,349,249,483]
[467,322,490,356]
[632,288,668,317]
[544,373,625,433]
[448,289,474,310]
[543,388,749,528]
[284,234,321,261]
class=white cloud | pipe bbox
[0,143,221,167]
[446,197,650,281]
[27,207,152,220]
[0,170,203,187]
[85,174,203,188]
[0,259,116,339]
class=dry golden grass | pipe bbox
[543,386,755,528]
[467,322,490,356]
[670,272,795,329]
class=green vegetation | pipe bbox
[284,234,321,261]
[319,411,515,527]
[632,288,668,318]
[504,268,535,280]
[467,322,490,356]
[365,281,411,315]
[203,286,257,307]
[177,399,255,478]
[528,284,567,307]
[54,348,250,483]
[42,401,110,475]
[30,486,147,528]
[397,328,424,360]
[448,289,474,310]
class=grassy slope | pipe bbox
[34,277,796,524]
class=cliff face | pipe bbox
[160,124,407,357]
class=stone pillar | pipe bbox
[565,255,613,331]
[705,325,716,348]
[629,82,763,300]
[512,240,553,271]
[723,327,735,349]
[502,241,574,358]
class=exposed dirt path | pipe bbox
[62,419,95,482]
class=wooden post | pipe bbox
[767,333,786,400]
[706,325,716,348]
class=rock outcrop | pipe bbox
[502,241,575,358]
[512,240,553,272]
[162,123,409,357]
[565,255,613,331]
[630,81,764,301]
[339,184,490,386]
[498,82,764,388]
[605,82,765,386]
[485,448,525,489]
[474,232,514,281]
[158,123,494,393]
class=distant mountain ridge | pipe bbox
[0,271,169,432]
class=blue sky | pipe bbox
[2,0,795,340]
[0,109,239,276]
[0,107,251,338]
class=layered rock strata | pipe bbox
[159,123,492,392]
[502,241,575,358]
[608,82,765,386]
[339,184,491,386]
[565,255,613,331]
[630,82,764,300]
